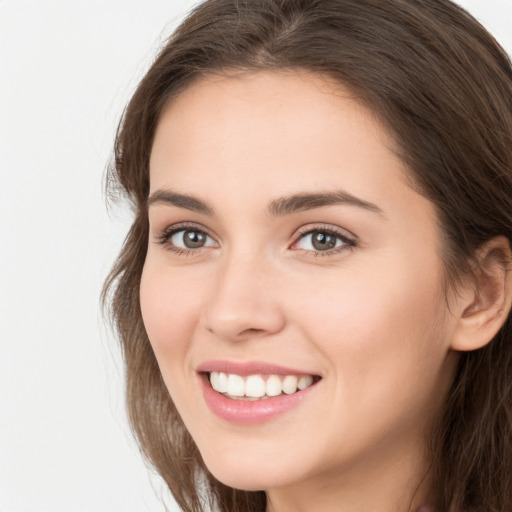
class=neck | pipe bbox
[265,441,432,512]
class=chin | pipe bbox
[200,450,297,492]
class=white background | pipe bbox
[1,1,511,511]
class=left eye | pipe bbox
[169,229,216,249]
[293,230,348,252]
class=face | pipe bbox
[141,70,459,500]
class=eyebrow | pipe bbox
[147,190,214,215]
[147,188,383,217]
[267,191,384,217]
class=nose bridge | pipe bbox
[202,245,284,341]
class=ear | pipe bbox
[450,236,512,352]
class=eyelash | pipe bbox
[154,223,357,257]
[293,225,357,256]
[155,222,213,256]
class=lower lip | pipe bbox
[199,373,318,424]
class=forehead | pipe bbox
[149,70,405,197]
[152,70,388,148]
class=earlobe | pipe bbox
[450,236,512,352]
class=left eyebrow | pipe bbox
[267,190,384,217]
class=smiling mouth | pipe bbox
[207,371,321,401]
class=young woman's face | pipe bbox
[141,71,460,502]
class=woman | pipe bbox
[103,1,512,511]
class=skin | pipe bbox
[141,70,464,512]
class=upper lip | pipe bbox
[196,360,320,377]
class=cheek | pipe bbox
[292,259,453,452]
[295,255,449,389]
[139,261,204,370]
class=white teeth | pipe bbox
[282,375,298,395]
[298,375,313,390]
[265,375,282,397]
[227,374,245,397]
[210,371,219,390]
[210,371,229,392]
[208,371,316,399]
[217,372,228,393]
[245,375,266,398]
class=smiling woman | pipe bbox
[102,1,512,512]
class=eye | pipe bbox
[291,227,356,254]
[156,224,217,254]
[170,229,215,249]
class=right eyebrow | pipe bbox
[147,189,214,215]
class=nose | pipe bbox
[201,251,286,342]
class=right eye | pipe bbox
[170,229,215,249]
[157,225,217,254]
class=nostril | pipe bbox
[240,327,266,336]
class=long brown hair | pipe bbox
[102,1,512,510]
